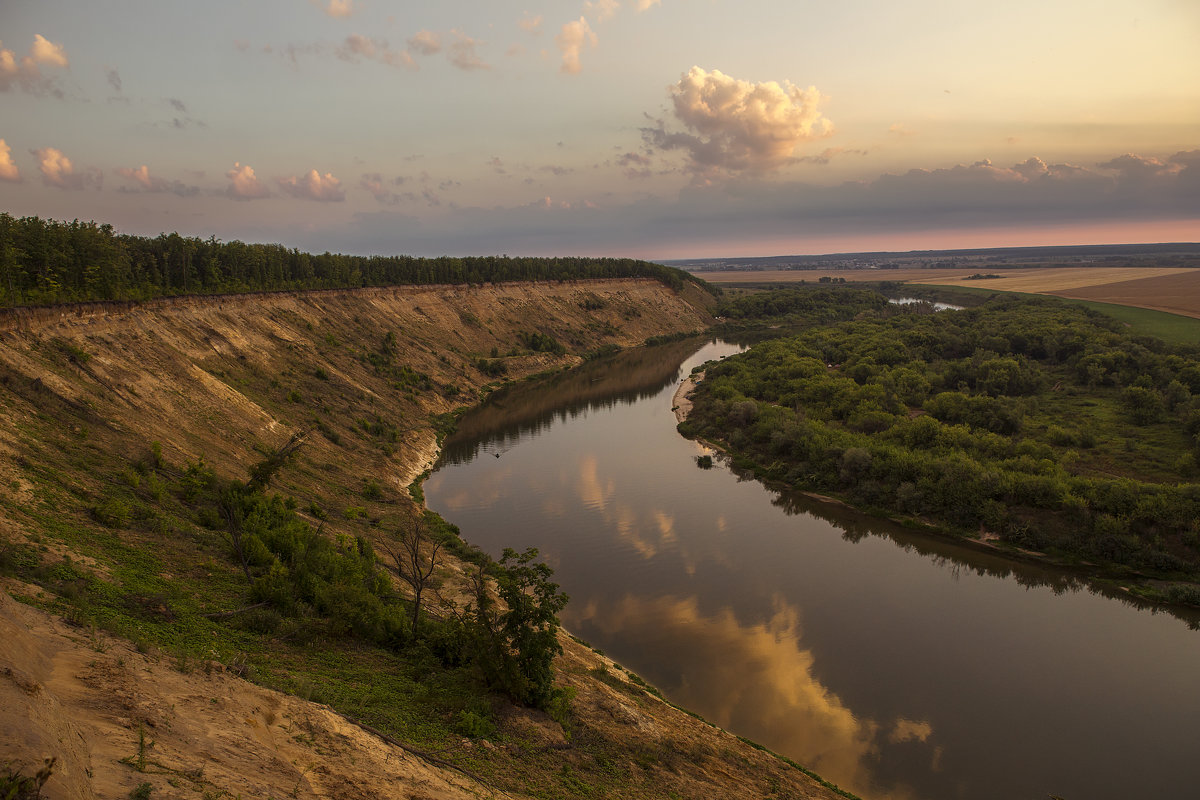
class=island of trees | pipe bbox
[683,288,1200,604]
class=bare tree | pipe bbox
[385,518,443,633]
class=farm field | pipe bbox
[1045,271,1200,319]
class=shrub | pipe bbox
[92,498,132,528]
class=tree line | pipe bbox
[0,213,709,307]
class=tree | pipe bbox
[468,548,568,708]
[385,518,443,632]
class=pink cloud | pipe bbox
[519,13,543,35]
[0,139,21,182]
[114,164,198,196]
[33,146,100,189]
[337,35,417,69]
[448,31,489,71]
[556,18,596,74]
[279,169,345,201]
[225,162,271,200]
[407,30,441,56]
[322,0,355,18]
[29,34,68,67]
[0,34,69,95]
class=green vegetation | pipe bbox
[0,212,714,307]
[908,283,1200,345]
[0,758,56,800]
[683,288,1200,597]
[715,286,888,325]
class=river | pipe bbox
[424,338,1200,800]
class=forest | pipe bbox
[684,288,1200,598]
[0,213,707,306]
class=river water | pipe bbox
[425,338,1200,800]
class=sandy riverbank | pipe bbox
[672,369,703,422]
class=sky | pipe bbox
[1,0,1198,259]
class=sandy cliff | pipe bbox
[0,280,852,800]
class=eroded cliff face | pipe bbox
[0,280,850,800]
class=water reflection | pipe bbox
[427,340,1200,800]
[766,480,1200,624]
[439,338,707,466]
[574,591,933,800]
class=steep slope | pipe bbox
[0,279,854,800]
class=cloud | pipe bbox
[0,34,69,96]
[33,146,101,190]
[519,13,543,34]
[556,18,597,74]
[407,30,441,56]
[225,162,271,200]
[29,35,68,68]
[360,172,413,205]
[643,66,833,174]
[278,169,346,201]
[0,139,21,182]
[1097,152,1178,181]
[796,147,867,165]
[114,164,199,196]
[584,0,620,22]
[321,0,355,18]
[329,149,1200,258]
[635,0,661,10]
[337,35,417,69]
[105,66,122,93]
[617,151,652,179]
[448,31,489,71]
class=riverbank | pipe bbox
[672,369,703,422]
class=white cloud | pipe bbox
[407,30,441,56]
[225,162,271,200]
[0,139,21,182]
[556,18,597,74]
[278,169,345,202]
[33,146,100,190]
[644,66,833,174]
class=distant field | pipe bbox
[1045,271,1200,319]
[699,266,1200,322]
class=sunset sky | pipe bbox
[2,0,1197,258]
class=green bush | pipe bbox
[92,498,132,528]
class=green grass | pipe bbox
[909,283,1200,345]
